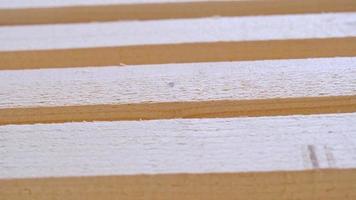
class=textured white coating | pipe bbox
[0,13,356,51]
[1,113,356,179]
[0,57,355,108]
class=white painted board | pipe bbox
[0,13,355,51]
[1,113,356,179]
[0,57,355,108]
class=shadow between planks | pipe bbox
[1,95,355,125]
[0,0,356,25]
[1,37,356,70]
[1,169,356,200]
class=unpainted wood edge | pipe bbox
[1,169,355,200]
[1,37,356,70]
[1,95,355,125]
[0,0,356,25]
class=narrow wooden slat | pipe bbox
[0,0,356,25]
[1,13,355,51]
[0,169,355,200]
[3,114,355,192]
[1,57,355,109]
[0,0,216,8]
[1,113,356,178]
[1,57,355,124]
[1,96,356,125]
[1,113,356,199]
[1,37,356,70]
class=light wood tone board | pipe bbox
[0,0,355,25]
[0,169,354,200]
[1,37,356,70]
[1,13,355,51]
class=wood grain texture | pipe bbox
[1,13,356,51]
[1,169,356,200]
[1,113,356,179]
[1,37,356,70]
[0,0,355,26]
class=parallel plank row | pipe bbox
[1,2,356,198]
[1,12,356,70]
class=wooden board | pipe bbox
[0,0,216,8]
[2,113,356,177]
[1,0,355,25]
[0,169,355,200]
[1,13,356,69]
[1,13,356,51]
[1,113,356,199]
[2,95,355,125]
[1,57,355,124]
[2,57,355,108]
[2,37,356,70]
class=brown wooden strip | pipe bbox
[0,0,356,25]
[1,37,356,70]
[1,169,356,200]
[1,95,355,125]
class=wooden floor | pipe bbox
[1,0,356,199]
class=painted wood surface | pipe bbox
[1,57,355,108]
[1,0,355,198]
[1,113,356,179]
[1,57,355,124]
[1,114,356,199]
[1,13,356,51]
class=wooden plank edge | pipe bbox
[1,37,356,70]
[1,169,355,200]
[0,0,356,25]
[1,95,355,125]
